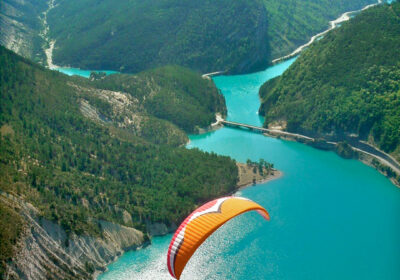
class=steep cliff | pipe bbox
[1,192,144,280]
[0,45,239,279]
[0,0,47,63]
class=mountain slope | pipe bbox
[87,66,227,134]
[48,0,270,74]
[44,0,375,74]
[0,0,47,63]
[263,0,378,59]
[0,46,237,277]
[259,2,400,161]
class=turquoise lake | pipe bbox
[95,58,400,280]
[54,67,118,78]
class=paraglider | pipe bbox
[167,196,269,279]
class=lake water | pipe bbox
[54,67,118,78]
[97,57,400,280]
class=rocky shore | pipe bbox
[262,131,400,188]
[1,191,145,280]
[2,159,282,279]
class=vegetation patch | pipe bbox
[0,199,24,277]
[0,46,237,246]
[45,0,374,74]
[260,2,400,161]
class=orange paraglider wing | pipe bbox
[167,196,269,279]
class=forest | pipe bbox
[262,0,376,59]
[46,0,374,74]
[259,2,400,161]
[88,65,227,133]
[0,46,238,273]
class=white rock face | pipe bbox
[0,0,46,61]
[4,194,145,280]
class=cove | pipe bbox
[97,58,400,280]
[54,67,118,78]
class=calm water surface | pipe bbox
[98,58,400,280]
[54,67,118,78]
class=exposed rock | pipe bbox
[147,222,177,237]
[3,193,144,280]
[0,0,47,62]
[70,82,188,146]
[122,210,132,225]
[79,100,104,123]
[335,142,357,159]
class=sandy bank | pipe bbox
[192,113,225,136]
[202,71,226,80]
[236,162,283,189]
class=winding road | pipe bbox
[272,0,384,64]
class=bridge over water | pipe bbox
[219,119,400,175]
[220,120,313,141]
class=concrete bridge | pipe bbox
[220,120,268,133]
[218,119,400,176]
[219,120,314,141]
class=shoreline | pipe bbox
[42,1,384,74]
[190,113,225,138]
[94,1,394,278]
[94,161,283,279]
[261,130,400,188]
[14,1,395,279]
[272,0,383,64]
[236,162,283,190]
[202,71,226,80]
[236,169,283,191]
[211,118,400,188]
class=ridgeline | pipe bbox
[2,0,375,74]
[259,2,400,179]
[0,46,235,277]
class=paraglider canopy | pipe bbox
[167,196,269,279]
